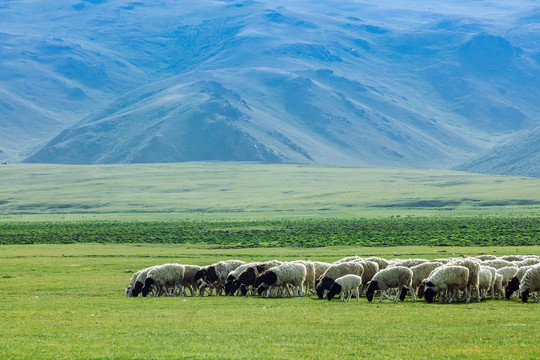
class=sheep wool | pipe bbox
[423,265,469,304]
[519,265,540,303]
[316,261,364,299]
[327,274,363,302]
[255,262,307,298]
[366,266,415,303]
[506,266,533,300]
[478,267,493,301]
[410,261,443,296]
[142,263,185,297]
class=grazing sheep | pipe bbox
[366,266,415,303]
[130,266,158,297]
[475,255,497,261]
[515,258,540,267]
[142,263,185,297]
[478,267,493,301]
[482,266,497,300]
[452,258,480,302]
[312,261,332,281]
[506,266,533,300]
[224,262,263,296]
[423,266,469,303]
[255,262,307,298]
[316,262,364,299]
[356,261,379,295]
[519,265,540,303]
[493,273,504,300]
[365,257,390,270]
[126,267,152,297]
[410,262,443,298]
[500,255,524,262]
[334,256,363,264]
[481,260,517,270]
[194,260,246,296]
[389,258,428,268]
[293,260,316,295]
[496,266,518,295]
[327,274,363,302]
[179,265,202,296]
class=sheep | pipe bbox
[356,261,379,296]
[519,265,540,303]
[129,266,158,297]
[327,274,363,302]
[334,256,363,264]
[423,265,469,303]
[452,258,480,302]
[481,260,517,270]
[515,258,540,267]
[493,273,504,300]
[254,262,307,298]
[506,266,533,299]
[179,265,202,296]
[194,260,246,296]
[142,263,185,297]
[224,262,263,296]
[365,266,415,303]
[126,266,152,297]
[365,257,390,270]
[293,260,316,295]
[316,262,364,299]
[477,267,493,301]
[500,255,524,262]
[475,255,497,261]
[496,266,518,296]
[482,266,497,300]
[389,258,428,268]
[410,262,443,298]
[312,261,332,281]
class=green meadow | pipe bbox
[1,244,540,359]
[1,163,540,359]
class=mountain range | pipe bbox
[1,0,540,176]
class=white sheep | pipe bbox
[481,259,517,270]
[452,258,480,302]
[254,262,307,298]
[334,256,363,264]
[195,260,246,296]
[496,266,518,295]
[410,261,443,298]
[493,273,504,300]
[316,261,364,299]
[423,265,469,303]
[179,264,202,296]
[126,266,151,297]
[475,255,497,261]
[366,266,415,303]
[142,263,185,297]
[365,256,390,270]
[389,258,428,268]
[327,274,363,302]
[478,267,493,301]
[519,265,540,302]
[293,260,316,295]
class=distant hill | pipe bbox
[456,126,540,177]
[1,0,540,170]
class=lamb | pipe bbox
[410,262,443,298]
[519,265,540,303]
[254,262,307,298]
[327,274,363,302]
[423,265,469,303]
[506,266,533,299]
[194,260,246,296]
[365,266,415,303]
[142,263,185,297]
[316,262,364,299]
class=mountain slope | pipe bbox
[2,0,540,169]
[456,126,540,177]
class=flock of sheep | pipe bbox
[125,254,540,303]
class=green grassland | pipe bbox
[2,163,540,358]
[1,163,540,220]
[1,244,540,360]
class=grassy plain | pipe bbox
[1,163,540,220]
[1,244,540,359]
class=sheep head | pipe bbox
[365,280,379,302]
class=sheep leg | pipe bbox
[409,286,416,303]
[266,285,274,298]
[392,290,400,303]
[347,290,353,302]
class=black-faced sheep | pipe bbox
[327,274,363,302]
[423,265,469,304]
[254,262,307,298]
[142,263,185,297]
[506,266,533,300]
[410,262,443,298]
[316,262,364,299]
[519,265,540,303]
[194,260,246,296]
[129,266,157,297]
[366,266,415,303]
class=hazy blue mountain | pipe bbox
[456,126,540,178]
[2,0,540,170]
